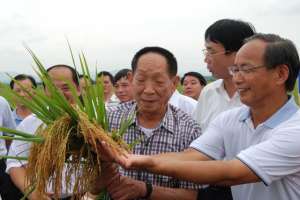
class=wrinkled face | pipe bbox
[204,41,235,79]
[182,75,204,100]
[233,39,280,107]
[115,77,133,103]
[13,79,35,105]
[47,67,80,104]
[132,53,175,115]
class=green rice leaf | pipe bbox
[0,126,42,139]
[0,136,44,143]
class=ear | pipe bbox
[172,75,180,90]
[274,64,289,87]
[76,85,81,96]
[127,71,133,83]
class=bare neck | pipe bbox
[223,78,237,98]
[16,106,32,119]
[250,93,288,128]
[104,93,113,102]
[137,108,167,129]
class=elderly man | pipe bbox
[109,33,300,200]
[92,47,202,200]
[7,65,81,200]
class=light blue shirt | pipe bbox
[12,109,23,126]
[0,96,16,156]
[190,97,300,200]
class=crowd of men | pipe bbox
[0,18,300,200]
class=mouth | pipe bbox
[237,88,250,94]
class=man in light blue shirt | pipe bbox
[104,33,300,200]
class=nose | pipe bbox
[232,72,244,86]
[204,54,210,64]
[19,90,27,97]
[143,80,155,94]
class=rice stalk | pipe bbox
[1,44,134,199]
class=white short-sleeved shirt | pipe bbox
[192,79,242,131]
[190,97,300,200]
[0,96,16,156]
[7,114,73,197]
[169,90,197,116]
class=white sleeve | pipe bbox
[190,113,226,160]
[237,121,300,185]
[6,121,31,172]
[2,99,16,136]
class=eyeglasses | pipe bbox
[228,64,265,76]
[202,49,231,57]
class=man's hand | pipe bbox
[89,162,120,195]
[28,190,51,200]
[98,141,153,170]
[107,176,147,200]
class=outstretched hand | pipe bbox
[98,141,153,170]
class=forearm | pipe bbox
[9,167,29,193]
[152,148,209,162]
[150,186,197,200]
[148,159,259,185]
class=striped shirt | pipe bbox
[107,101,202,190]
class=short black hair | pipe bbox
[79,74,94,84]
[10,74,37,89]
[205,19,255,53]
[46,64,80,87]
[114,68,132,83]
[245,33,300,92]
[181,72,207,86]
[97,71,114,85]
[131,46,177,77]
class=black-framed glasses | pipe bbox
[202,49,231,57]
[228,64,265,76]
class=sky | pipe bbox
[1,0,300,77]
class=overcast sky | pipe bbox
[1,0,299,77]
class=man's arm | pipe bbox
[9,167,50,200]
[150,185,197,200]
[133,157,259,186]
[9,167,28,194]
[151,148,211,162]
[99,141,210,165]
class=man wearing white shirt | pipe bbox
[7,65,81,200]
[0,96,24,200]
[169,90,197,116]
[109,33,300,200]
[193,19,255,131]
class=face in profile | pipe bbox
[204,41,235,80]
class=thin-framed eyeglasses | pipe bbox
[202,49,231,57]
[228,65,265,76]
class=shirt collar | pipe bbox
[239,96,299,128]
[12,109,23,121]
[131,103,175,134]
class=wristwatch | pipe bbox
[143,182,153,199]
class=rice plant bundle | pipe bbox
[0,44,132,199]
